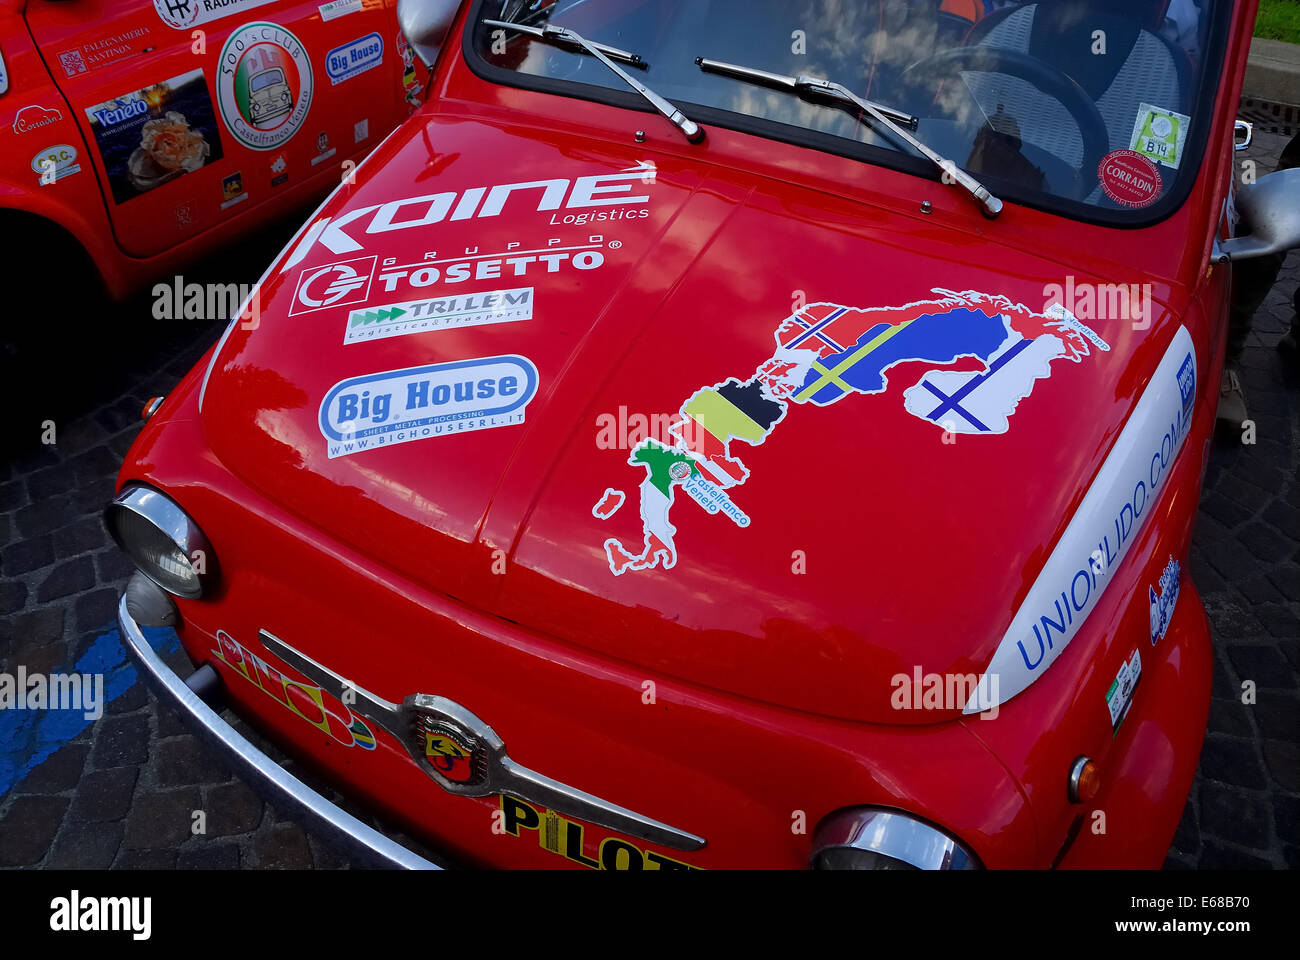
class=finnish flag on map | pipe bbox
[901,330,1068,435]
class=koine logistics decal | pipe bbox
[319,355,539,458]
[964,326,1198,712]
[281,163,657,269]
[326,33,383,85]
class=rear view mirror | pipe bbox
[397,0,461,69]
[1214,168,1300,263]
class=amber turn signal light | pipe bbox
[1068,756,1101,803]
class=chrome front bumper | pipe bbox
[116,594,442,870]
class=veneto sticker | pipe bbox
[84,70,222,204]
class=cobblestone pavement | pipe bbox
[2,121,1298,871]
[1163,125,1300,870]
[0,227,439,869]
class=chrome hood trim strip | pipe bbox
[260,631,706,852]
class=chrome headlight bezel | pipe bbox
[104,485,217,600]
[810,807,981,870]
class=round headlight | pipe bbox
[810,808,980,870]
[105,486,216,599]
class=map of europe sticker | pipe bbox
[1129,103,1191,169]
[595,289,1108,576]
[319,355,538,458]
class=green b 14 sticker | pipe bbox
[1130,103,1190,169]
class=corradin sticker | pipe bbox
[319,355,538,458]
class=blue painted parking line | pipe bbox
[0,624,179,797]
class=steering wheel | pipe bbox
[542,48,590,82]
[898,46,1110,201]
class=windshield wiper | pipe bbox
[697,57,1002,218]
[484,19,705,144]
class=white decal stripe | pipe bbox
[963,325,1197,713]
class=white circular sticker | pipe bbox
[153,0,199,29]
[1150,115,1173,139]
[216,22,313,151]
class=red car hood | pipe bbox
[201,115,1169,724]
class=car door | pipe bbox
[23,0,411,259]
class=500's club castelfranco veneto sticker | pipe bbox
[344,287,534,344]
[319,355,539,458]
[217,22,313,150]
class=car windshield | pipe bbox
[251,69,284,92]
[471,0,1226,222]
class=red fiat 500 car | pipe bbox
[107,0,1300,869]
[0,0,421,303]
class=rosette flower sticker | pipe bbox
[128,111,210,190]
